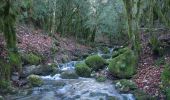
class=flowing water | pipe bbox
[6,48,135,100]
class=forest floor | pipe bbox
[0,26,170,98]
[133,30,170,99]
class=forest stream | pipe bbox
[5,48,135,100]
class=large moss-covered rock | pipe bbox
[161,64,170,86]
[115,79,137,93]
[108,48,137,78]
[27,74,43,87]
[21,64,58,78]
[75,62,91,77]
[22,53,41,65]
[60,71,79,79]
[85,55,106,71]
[96,75,106,82]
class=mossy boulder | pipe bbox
[96,75,106,82]
[108,48,137,78]
[22,53,41,65]
[161,64,170,86]
[115,79,137,93]
[75,62,91,77]
[60,71,79,79]
[85,55,106,71]
[27,74,43,87]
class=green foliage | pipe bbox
[165,88,170,100]
[149,35,163,56]
[0,0,21,84]
[101,47,110,54]
[154,57,165,67]
[23,53,41,65]
[112,47,129,58]
[0,80,10,90]
[161,64,170,86]
[75,62,91,77]
[85,55,106,71]
[132,89,156,100]
[108,48,137,78]
[0,60,11,81]
[115,79,137,93]
[27,74,43,87]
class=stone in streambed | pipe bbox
[108,47,137,78]
[85,55,107,71]
[60,71,79,79]
[27,74,43,87]
[21,64,58,78]
[75,62,91,77]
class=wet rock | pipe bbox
[60,71,79,79]
[106,96,118,100]
[27,74,43,87]
[89,92,108,97]
[11,72,19,82]
[62,55,70,63]
[96,75,106,82]
[21,64,58,78]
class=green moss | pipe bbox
[96,75,106,82]
[108,48,137,78]
[0,80,10,90]
[165,88,170,100]
[85,55,106,71]
[27,74,43,87]
[161,64,170,86]
[107,96,117,100]
[60,71,79,79]
[154,57,165,67]
[23,53,41,65]
[101,47,110,54]
[112,47,129,58]
[115,79,137,93]
[9,52,21,69]
[75,62,91,77]
[132,89,156,100]
[0,61,11,81]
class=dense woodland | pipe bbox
[0,0,170,100]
